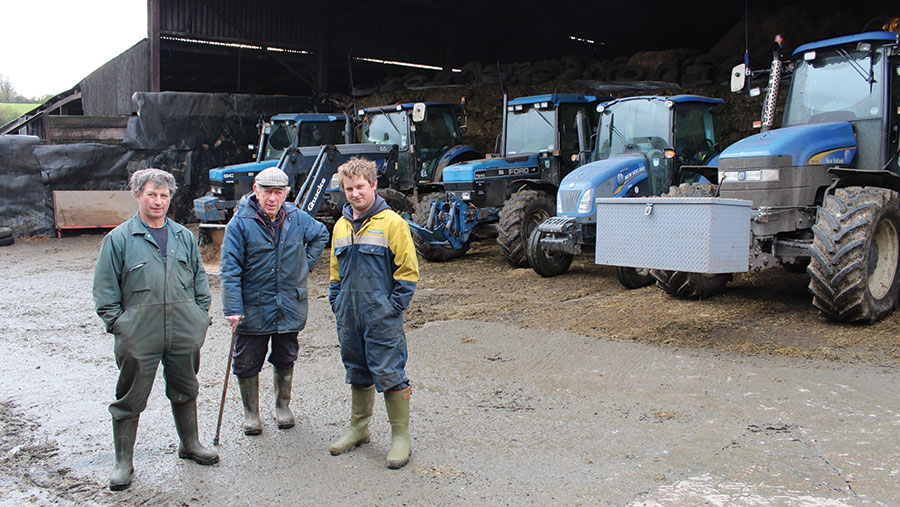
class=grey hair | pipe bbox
[130,168,176,197]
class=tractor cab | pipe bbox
[356,102,481,193]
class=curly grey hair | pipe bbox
[130,168,176,197]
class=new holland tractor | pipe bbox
[409,93,604,266]
[527,95,723,288]
[593,25,900,324]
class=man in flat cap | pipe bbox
[220,166,329,435]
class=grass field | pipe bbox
[0,103,38,125]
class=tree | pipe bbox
[0,74,15,103]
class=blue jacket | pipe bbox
[221,195,330,335]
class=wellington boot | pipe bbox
[171,401,220,465]
[273,367,295,429]
[109,416,139,491]
[238,375,262,435]
[384,386,411,469]
[329,385,375,455]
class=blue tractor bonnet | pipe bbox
[557,156,649,217]
[209,159,280,182]
[442,155,538,183]
[719,122,857,166]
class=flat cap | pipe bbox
[255,167,289,187]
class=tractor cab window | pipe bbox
[416,107,458,156]
[263,121,297,161]
[330,120,350,144]
[362,111,409,149]
[785,46,884,126]
[592,99,670,162]
[297,122,329,147]
[674,104,719,165]
[506,104,556,156]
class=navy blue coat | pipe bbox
[221,196,329,335]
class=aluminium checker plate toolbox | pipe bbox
[594,197,752,274]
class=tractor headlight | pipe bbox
[330,173,341,190]
[577,187,595,214]
[718,169,780,183]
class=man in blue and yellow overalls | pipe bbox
[327,157,419,469]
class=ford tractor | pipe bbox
[409,93,604,266]
[527,95,723,288]
[593,25,900,324]
[193,112,352,244]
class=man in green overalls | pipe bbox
[93,168,219,491]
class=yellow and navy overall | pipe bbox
[329,197,419,392]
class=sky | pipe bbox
[1,1,147,100]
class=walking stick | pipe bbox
[213,327,238,446]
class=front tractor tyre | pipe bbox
[616,267,654,289]
[412,192,468,262]
[526,229,572,277]
[808,186,900,323]
[649,182,730,298]
[498,189,556,268]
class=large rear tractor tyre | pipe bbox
[412,192,468,262]
[498,189,556,268]
[649,182,730,298]
[616,267,654,289]
[378,188,415,217]
[808,186,900,323]
[526,229,572,277]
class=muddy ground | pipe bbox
[1,233,899,505]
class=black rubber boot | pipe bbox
[237,375,262,435]
[171,401,220,465]
[273,367,295,429]
[109,416,139,491]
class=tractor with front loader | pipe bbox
[527,95,723,288]
[409,93,604,266]
[593,24,900,324]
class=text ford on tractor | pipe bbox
[593,26,900,324]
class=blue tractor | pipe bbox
[527,95,723,287]
[593,24,900,323]
[352,101,483,205]
[194,112,353,225]
[410,93,604,266]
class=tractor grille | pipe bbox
[558,190,582,213]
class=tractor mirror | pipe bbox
[412,103,426,122]
[730,63,747,93]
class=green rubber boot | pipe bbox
[238,375,262,435]
[172,401,220,465]
[273,367,296,429]
[329,385,375,455]
[384,386,411,469]
[109,416,139,491]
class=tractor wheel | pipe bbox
[616,267,654,289]
[808,186,900,323]
[498,189,556,268]
[650,182,730,298]
[651,270,731,298]
[526,229,572,277]
[378,188,415,217]
[412,192,468,262]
